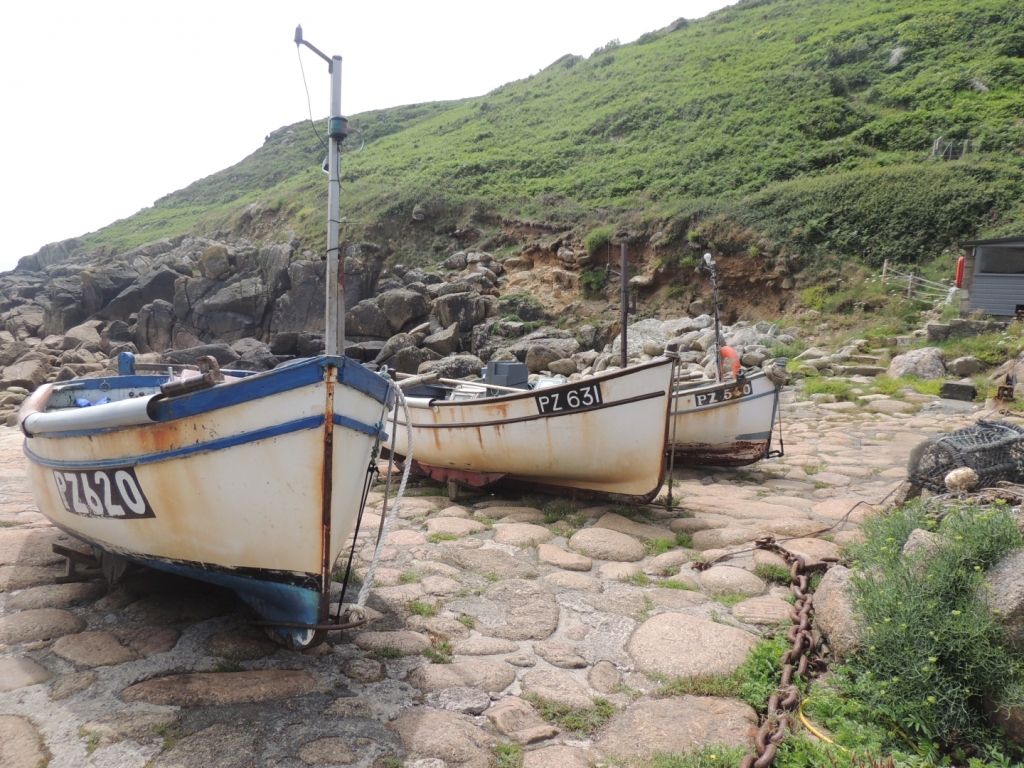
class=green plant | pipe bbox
[626,572,652,587]
[526,695,617,735]
[409,600,438,617]
[493,744,523,768]
[424,638,454,664]
[826,500,1024,760]
[379,758,404,768]
[584,225,615,256]
[675,532,693,548]
[645,538,676,555]
[153,723,182,752]
[427,533,460,544]
[659,579,697,591]
[212,660,245,673]
[458,614,475,629]
[80,730,102,755]
[579,268,609,299]
[484,572,501,582]
[638,745,751,768]
[804,378,854,400]
[543,500,579,523]
[753,563,791,585]
[713,593,747,607]
[373,646,405,659]
[399,570,422,584]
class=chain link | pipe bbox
[739,536,834,768]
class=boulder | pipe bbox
[419,355,485,380]
[983,550,1024,651]
[435,292,488,332]
[946,356,982,376]
[61,321,103,350]
[345,299,392,338]
[0,358,48,390]
[379,289,431,334]
[813,565,860,659]
[547,358,578,376]
[423,322,461,356]
[627,613,757,679]
[199,245,232,279]
[887,347,946,379]
[525,342,581,373]
[132,300,176,353]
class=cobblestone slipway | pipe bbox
[0,385,979,768]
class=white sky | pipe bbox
[0,1,733,271]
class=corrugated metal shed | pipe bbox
[958,237,1024,317]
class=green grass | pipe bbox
[675,532,693,548]
[399,570,422,584]
[493,744,523,768]
[712,593,748,607]
[427,533,460,544]
[525,695,618,735]
[373,646,405,659]
[658,579,697,591]
[804,378,854,400]
[753,563,792,585]
[625,572,652,587]
[645,538,676,555]
[80,730,102,755]
[408,600,438,617]
[872,374,944,397]
[212,660,245,673]
[152,723,182,752]
[654,634,796,712]
[424,639,454,664]
[638,746,751,768]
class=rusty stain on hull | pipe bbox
[318,367,336,641]
[670,439,771,467]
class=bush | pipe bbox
[580,268,609,299]
[836,501,1024,758]
[584,225,615,256]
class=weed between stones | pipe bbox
[427,533,460,544]
[638,745,750,768]
[409,600,438,617]
[753,564,792,585]
[152,723,181,752]
[645,539,676,556]
[658,579,697,591]
[80,731,102,755]
[399,571,422,584]
[626,572,652,587]
[458,615,475,629]
[373,646,404,659]
[654,634,797,713]
[424,638,453,664]
[675,532,693,548]
[212,660,245,673]
[525,694,617,735]
[493,744,523,768]
[712,594,747,608]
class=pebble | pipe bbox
[699,566,766,597]
[492,523,554,547]
[0,608,86,644]
[408,659,517,692]
[537,543,592,571]
[568,528,645,562]
[0,655,53,691]
[628,613,758,678]
[121,670,316,706]
[426,517,486,536]
[520,668,594,709]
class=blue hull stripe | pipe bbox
[25,414,326,470]
[333,412,385,439]
[149,356,390,423]
[734,431,772,441]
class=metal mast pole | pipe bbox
[620,242,628,369]
[325,55,344,357]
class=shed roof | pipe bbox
[959,235,1024,247]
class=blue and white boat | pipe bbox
[18,27,390,650]
[20,354,391,649]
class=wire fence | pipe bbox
[882,261,957,305]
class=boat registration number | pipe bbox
[693,381,754,407]
[536,383,603,415]
[52,468,155,519]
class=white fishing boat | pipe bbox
[664,253,786,467]
[18,27,396,649]
[667,368,781,466]
[387,357,676,500]
[20,356,390,649]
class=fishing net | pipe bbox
[907,420,1024,492]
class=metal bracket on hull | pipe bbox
[52,544,102,583]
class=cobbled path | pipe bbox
[0,385,980,768]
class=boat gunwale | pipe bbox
[415,356,675,410]
[397,390,665,430]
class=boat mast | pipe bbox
[295,25,347,356]
[704,253,722,383]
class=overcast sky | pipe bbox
[0,1,733,271]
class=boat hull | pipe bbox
[390,358,675,499]
[20,356,390,649]
[667,371,779,467]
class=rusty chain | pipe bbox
[737,535,835,768]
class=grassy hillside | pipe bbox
[79,0,1024,272]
